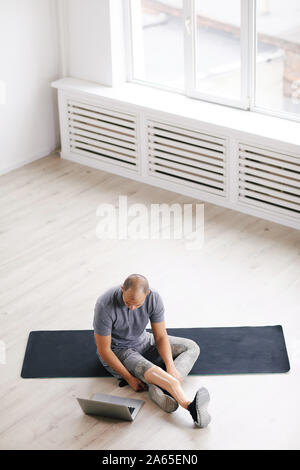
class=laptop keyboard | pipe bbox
[128,407,135,415]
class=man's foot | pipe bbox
[148,384,179,413]
[187,387,211,428]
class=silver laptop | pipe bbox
[77,392,145,421]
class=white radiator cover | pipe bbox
[56,88,300,230]
[238,142,300,217]
[147,120,227,197]
[67,99,139,171]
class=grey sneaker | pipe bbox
[188,387,211,428]
[148,384,179,413]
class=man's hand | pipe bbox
[166,364,183,382]
[128,375,148,392]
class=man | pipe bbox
[93,274,211,428]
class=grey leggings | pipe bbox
[98,331,200,384]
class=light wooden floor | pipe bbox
[0,152,300,450]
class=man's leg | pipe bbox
[141,335,211,427]
[144,365,191,408]
[116,346,180,413]
[141,335,200,408]
[140,333,200,377]
[143,363,211,428]
[167,335,200,377]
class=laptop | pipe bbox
[77,392,145,421]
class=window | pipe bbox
[125,0,300,122]
[255,0,300,117]
[128,0,185,91]
[191,0,242,105]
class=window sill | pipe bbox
[51,77,300,150]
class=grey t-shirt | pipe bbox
[93,284,165,350]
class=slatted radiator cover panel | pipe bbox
[238,143,300,218]
[67,99,138,171]
[147,120,227,197]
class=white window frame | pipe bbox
[123,0,300,123]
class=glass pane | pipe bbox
[131,0,184,90]
[256,0,300,116]
[195,0,241,101]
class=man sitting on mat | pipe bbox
[93,274,211,428]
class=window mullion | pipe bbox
[127,0,145,82]
[240,0,249,109]
[183,0,195,97]
[123,0,133,82]
[247,0,256,110]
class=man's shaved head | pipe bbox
[121,274,150,310]
[123,274,149,293]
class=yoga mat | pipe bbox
[21,326,290,379]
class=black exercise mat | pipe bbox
[21,325,290,379]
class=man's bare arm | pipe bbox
[151,321,174,369]
[151,321,183,381]
[155,336,174,368]
[95,333,133,382]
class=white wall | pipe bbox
[65,0,126,86]
[0,0,61,175]
[0,0,127,175]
